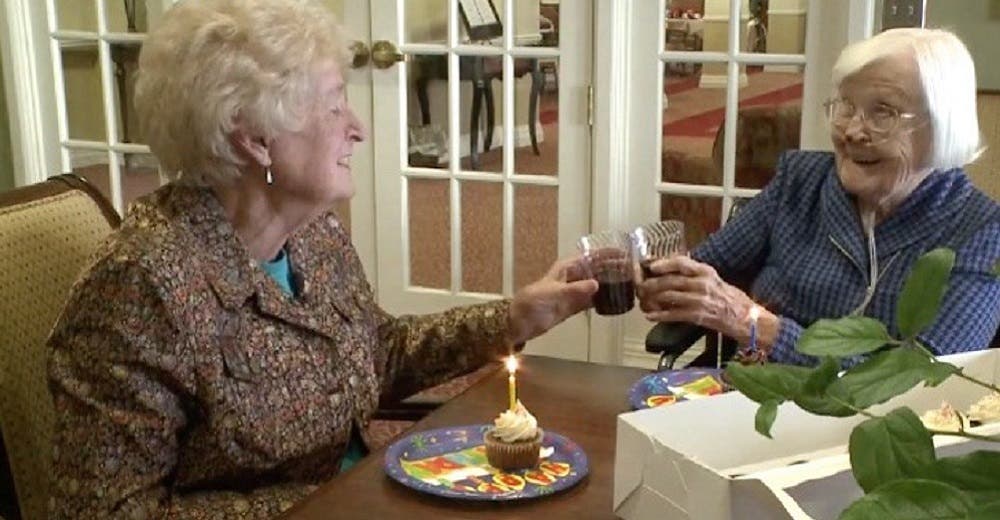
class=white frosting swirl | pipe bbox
[493,400,539,442]
[969,392,1000,423]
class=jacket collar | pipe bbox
[163,185,356,339]
[821,165,969,273]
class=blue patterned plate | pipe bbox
[628,368,729,410]
[384,424,588,501]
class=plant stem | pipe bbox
[926,428,1000,443]
[829,395,877,418]
[913,340,1000,394]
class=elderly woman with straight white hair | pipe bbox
[45,0,598,517]
[638,28,1000,367]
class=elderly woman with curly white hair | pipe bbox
[639,28,1000,367]
[45,0,597,517]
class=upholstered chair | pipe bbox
[0,175,119,520]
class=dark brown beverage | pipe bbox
[593,273,636,315]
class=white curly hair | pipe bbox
[134,0,350,185]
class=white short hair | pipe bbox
[134,0,349,185]
[831,28,982,170]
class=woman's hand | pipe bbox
[506,256,599,346]
[636,255,766,345]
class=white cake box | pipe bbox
[613,349,1000,520]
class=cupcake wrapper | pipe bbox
[485,428,544,471]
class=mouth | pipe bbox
[337,156,352,168]
[849,156,881,167]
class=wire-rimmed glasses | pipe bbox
[823,98,924,139]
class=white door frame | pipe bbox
[0,0,60,187]
[588,0,635,365]
[339,1,379,288]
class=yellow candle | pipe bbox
[508,373,517,410]
[505,356,518,410]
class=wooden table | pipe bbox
[283,356,648,519]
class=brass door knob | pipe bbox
[349,41,370,69]
[371,40,405,69]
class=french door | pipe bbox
[368,0,594,360]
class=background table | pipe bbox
[282,356,649,519]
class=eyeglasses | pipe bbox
[823,98,923,137]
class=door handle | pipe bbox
[371,40,405,69]
[349,40,370,69]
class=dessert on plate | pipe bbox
[484,400,544,470]
[919,401,970,432]
[967,391,1000,425]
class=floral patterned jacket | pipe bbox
[47,185,512,519]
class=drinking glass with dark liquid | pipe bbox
[631,221,687,280]
[577,231,636,315]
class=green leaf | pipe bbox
[793,357,855,417]
[797,317,892,357]
[924,361,958,387]
[724,363,810,404]
[932,451,1000,505]
[968,501,1000,520]
[849,408,936,493]
[829,348,943,409]
[755,400,779,439]
[896,248,955,339]
[838,479,973,520]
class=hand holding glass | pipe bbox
[577,231,635,316]
[631,220,687,279]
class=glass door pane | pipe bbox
[373,0,591,360]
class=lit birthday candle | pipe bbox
[505,356,518,411]
[748,305,761,351]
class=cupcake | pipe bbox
[920,402,970,433]
[968,392,1000,425]
[484,400,543,470]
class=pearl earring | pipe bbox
[265,167,273,185]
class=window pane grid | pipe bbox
[48,0,158,215]
[403,0,558,296]
[658,0,807,231]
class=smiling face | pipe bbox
[831,53,933,215]
[267,61,367,207]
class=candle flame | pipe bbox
[505,355,518,374]
[748,305,761,321]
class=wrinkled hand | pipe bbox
[506,256,599,346]
[636,255,753,339]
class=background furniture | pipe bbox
[0,175,120,520]
[414,55,542,169]
[661,102,801,246]
[283,356,648,519]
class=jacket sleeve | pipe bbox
[47,258,314,519]
[372,299,513,405]
[920,219,1000,356]
[691,151,821,365]
[693,154,797,279]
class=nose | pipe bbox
[346,107,367,143]
[841,113,871,144]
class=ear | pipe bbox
[229,126,271,168]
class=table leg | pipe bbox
[470,80,483,170]
[483,81,495,154]
[529,59,542,156]
[416,76,431,126]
